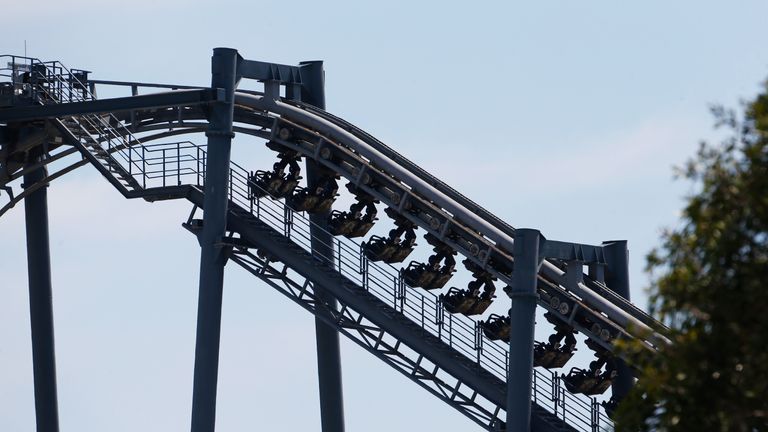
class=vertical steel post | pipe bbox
[23,157,60,432]
[299,60,345,432]
[603,240,634,402]
[507,228,541,432]
[190,47,238,432]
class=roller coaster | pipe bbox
[0,48,669,432]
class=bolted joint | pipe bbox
[205,130,235,139]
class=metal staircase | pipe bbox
[0,54,646,431]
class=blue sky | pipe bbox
[2,1,768,431]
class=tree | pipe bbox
[615,82,768,431]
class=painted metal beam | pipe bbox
[233,93,667,350]
[189,48,238,432]
[603,240,635,403]
[238,59,303,84]
[23,154,60,432]
[539,240,607,265]
[0,89,220,123]
[185,195,575,432]
[507,229,542,432]
[296,60,346,432]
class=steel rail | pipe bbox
[283,98,668,335]
[61,89,663,351]
[232,92,668,349]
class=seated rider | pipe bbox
[388,223,416,247]
[272,153,301,181]
[314,175,338,199]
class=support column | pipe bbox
[23,156,60,432]
[299,60,345,432]
[507,229,541,432]
[190,47,238,432]
[603,240,634,402]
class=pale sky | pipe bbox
[2,2,768,431]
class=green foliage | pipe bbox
[615,83,768,431]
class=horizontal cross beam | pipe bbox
[539,239,607,265]
[238,59,304,84]
[0,89,222,123]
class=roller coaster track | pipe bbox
[0,53,669,431]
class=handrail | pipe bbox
[77,135,611,430]
[7,57,615,430]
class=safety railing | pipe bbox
[0,56,661,341]
[0,55,35,107]
[532,369,612,431]
[27,58,614,429]
[86,137,612,431]
[0,55,91,105]
[1,56,164,185]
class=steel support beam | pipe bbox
[507,229,541,432]
[603,240,634,402]
[23,155,60,432]
[0,89,220,123]
[297,60,346,432]
[238,59,303,84]
[190,48,238,432]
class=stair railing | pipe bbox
[21,59,163,185]
[114,139,613,431]
[13,55,614,430]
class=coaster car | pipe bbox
[562,365,616,396]
[288,175,339,214]
[465,290,495,315]
[534,341,575,369]
[562,340,617,395]
[328,210,363,236]
[249,152,302,199]
[327,191,378,238]
[533,313,578,369]
[363,235,415,264]
[250,170,300,199]
[440,287,479,315]
[448,260,497,316]
[441,281,496,316]
[347,217,376,238]
[481,314,511,341]
[402,233,457,289]
[402,260,454,289]
[363,208,417,263]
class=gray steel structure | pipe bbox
[191,47,238,432]
[0,49,667,432]
[287,60,346,432]
[23,153,60,432]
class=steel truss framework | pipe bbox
[0,49,666,432]
[212,217,507,430]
